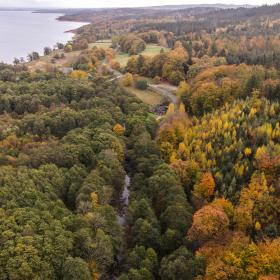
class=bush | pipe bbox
[122,73,134,87]
[153,76,161,84]
[135,79,148,90]
[0,69,16,82]
[64,44,73,53]
[70,70,88,79]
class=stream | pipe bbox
[116,175,131,226]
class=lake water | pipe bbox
[0,11,86,63]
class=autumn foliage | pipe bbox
[187,205,229,243]
[113,123,125,136]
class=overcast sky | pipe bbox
[0,0,279,8]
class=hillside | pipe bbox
[0,3,280,279]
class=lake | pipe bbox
[0,11,86,63]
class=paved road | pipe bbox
[103,60,123,81]
[104,61,177,103]
[108,69,123,82]
[148,84,177,104]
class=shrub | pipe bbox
[122,73,134,87]
[64,44,73,53]
[135,79,148,90]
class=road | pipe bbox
[108,72,177,104]
[104,59,177,103]
[148,84,177,104]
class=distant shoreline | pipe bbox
[0,10,86,63]
[0,9,89,35]
[0,4,258,11]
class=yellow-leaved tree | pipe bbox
[122,73,133,87]
[166,103,175,116]
[192,172,215,202]
[177,81,190,101]
[113,123,125,136]
[70,70,88,79]
[179,103,186,114]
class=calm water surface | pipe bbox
[0,11,86,63]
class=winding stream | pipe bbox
[117,175,131,226]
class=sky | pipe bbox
[0,0,279,8]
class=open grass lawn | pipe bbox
[114,44,170,68]
[136,75,155,84]
[90,39,112,49]
[27,42,169,72]
[28,40,112,72]
[142,44,169,56]
[126,86,164,106]
[113,52,130,67]
[27,49,83,72]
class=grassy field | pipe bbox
[27,49,83,72]
[114,44,169,67]
[143,44,169,56]
[28,40,112,72]
[90,40,112,49]
[114,52,131,67]
[27,41,169,72]
[126,86,164,106]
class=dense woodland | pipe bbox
[0,3,280,280]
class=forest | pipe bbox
[0,3,280,280]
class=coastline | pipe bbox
[0,10,87,63]
[33,11,89,39]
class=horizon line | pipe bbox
[0,3,260,10]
